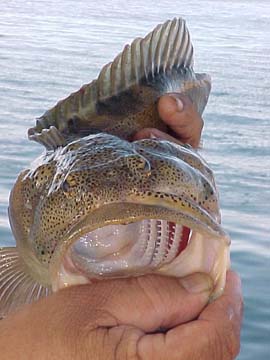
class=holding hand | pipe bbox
[0,95,243,360]
[134,94,203,148]
[0,271,242,359]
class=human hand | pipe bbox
[0,271,242,359]
[134,93,204,147]
[0,94,243,360]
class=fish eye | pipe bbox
[61,174,77,195]
[61,180,70,193]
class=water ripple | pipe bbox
[0,1,269,358]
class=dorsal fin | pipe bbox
[28,18,195,147]
[28,125,67,150]
[97,18,193,98]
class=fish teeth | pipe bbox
[165,223,182,263]
[68,219,193,280]
[151,220,168,266]
[140,219,156,266]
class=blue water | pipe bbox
[0,0,269,358]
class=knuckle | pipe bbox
[223,321,241,359]
[210,318,241,360]
[111,326,143,360]
[207,324,225,359]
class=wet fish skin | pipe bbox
[0,18,229,319]
[8,133,225,286]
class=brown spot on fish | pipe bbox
[0,18,229,319]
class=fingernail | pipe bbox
[149,129,164,139]
[179,273,213,294]
[169,95,184,112]
[150,133,158,139]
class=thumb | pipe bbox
[133,94,203,148]
[57,273,213,332]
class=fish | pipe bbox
[0,18,230,318]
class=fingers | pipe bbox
[134,94,204,147]
[133,127,185,146]
[49,273,213,333]
[197,270,243,358]
[158,94,204,148]
[0,272,242,360]
[137,271,243,360]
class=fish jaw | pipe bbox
[49,201,230,298]
[157,231,230,300]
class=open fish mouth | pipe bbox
[52,201,230,298]
[63,220,191,278]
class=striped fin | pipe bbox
[28,18,195,147]
[97,18,193,98]
[0,247,51,319]
[28,125,67,150]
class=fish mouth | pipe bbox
[58,220,191,282]
[50,199,230,298]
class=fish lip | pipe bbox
[49,199,229,287]
[52,230,230,298]
[157,230,230,299]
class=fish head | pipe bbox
[9,133,230,299]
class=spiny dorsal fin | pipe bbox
[0,247,51,318]
[28,18,194,147]
[28,125,67,150]
[97,18,193,99]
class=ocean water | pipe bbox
[0,0,269,358]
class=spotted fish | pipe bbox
[0,18,230,318]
